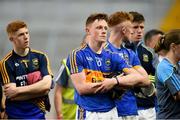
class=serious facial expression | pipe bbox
[87,19,108,43]
[131,22,144,42]
[11,27,30,50]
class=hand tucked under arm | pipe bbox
[4,75,52,100]
[4,83,17,99]
[71,72,103,95]
[95,78,117,93]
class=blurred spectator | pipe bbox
[155,29,180,119]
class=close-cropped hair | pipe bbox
[6,20,27,36]
[144,29,164,43]
[129,11,145,23]
[154,29,180,53]
[108,11,133,27]
[85,13,108,26]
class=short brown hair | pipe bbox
[86,13,108,26]
[129,11,145,23]
[6,20,27,36]
[108,11,133,27]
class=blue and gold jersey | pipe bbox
[105,41,140,116]
[67,44,130,112]
[0,48,53,119]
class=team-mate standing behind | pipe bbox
[143,29,164,113]
[155,29,180,119]
[126,11,156,120]
[67,13,150,120]
[54,58,77,120]
[54,36,88,120]
[0,20,53,119]
[144,29,164,68]
[105,11,150,120]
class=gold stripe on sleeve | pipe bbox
[1,51,12,84]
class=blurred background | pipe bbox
[0,0,179,118]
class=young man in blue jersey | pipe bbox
[0,20,53,119]
[105,11,150,120]
[67,13,150,119]
[126,12,156,120]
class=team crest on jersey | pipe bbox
[32,58,39,69]
[105,59,111,70]
[143,54,149,62]
[123,54,129,63]
[105,59,111,66]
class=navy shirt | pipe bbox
[0,48,53,119]
[126,41,156,109]
[156,58,180,119]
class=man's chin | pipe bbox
[25,46,30,49]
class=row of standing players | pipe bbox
[54,12,180,120]
[0,11,180,119]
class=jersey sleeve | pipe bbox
[113,53,131,71]
[131,50,141,66]
[0,61,16,85]
[55,64,69,87]
[39,53,53,77]
[0,71,2,85]
[164,75,180,95]
[157,61,180,95]
[67,50,84,74]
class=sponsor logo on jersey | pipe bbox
[16,74,27,81]
[15,62,19,67]
[86,57,93,61]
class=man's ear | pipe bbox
[122,26,126,34]
[171,43,177,51]
[85,27,90,35]
[9,37,13,42]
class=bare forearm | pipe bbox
[117,73,150,87]
[54,86,63,117]
[133,66,150,86]
[11,90,49,101]
[71,72,102,95]
[75,83,102,95]
[17,75,52,95]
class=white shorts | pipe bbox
[76,106,118,120]
[138,107,156,120]
[118,115,138,120]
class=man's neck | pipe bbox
[109,32,123,48]
[88,40,105,54]
[14,47,29,56]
